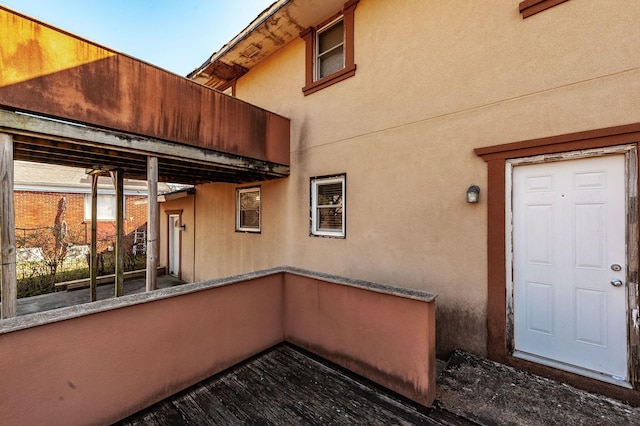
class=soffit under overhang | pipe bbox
[189,0,347,88]
[1,109,289,186]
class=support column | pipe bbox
[146,156,158,291]
[89,172,98,302]
[113,170,124,297]
[0,133,15,319]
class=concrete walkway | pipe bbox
[17,274,185,316]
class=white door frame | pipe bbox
[168,213,182,279]
[505,144,638,386]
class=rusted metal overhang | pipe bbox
[189,0,346,89]
[0,6,290,183]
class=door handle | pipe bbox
[611,278,624,287]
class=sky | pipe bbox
[0,0,274,76]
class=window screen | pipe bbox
[236,187,261,232]
[311,175,345,237]
[316,19,345,79]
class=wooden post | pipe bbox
[90,172,98,302]
[113,170,124,297]
[146,156,158,291]
[0,133,16,319]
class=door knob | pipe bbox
[611,278,623,287]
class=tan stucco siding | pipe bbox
[192,0,640,356]
[160,195,196,282]
[193,181,290,280]
[239,0,640,150]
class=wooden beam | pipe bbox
[13,140,146,170]
[0,110,289,176]
[113,170,124,297]
[0,133,15,319]
[90,172,98,302]
[146,157,158,292]
[4,111,290,185]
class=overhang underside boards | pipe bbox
[1,109,289,185]
[189,0,347,89]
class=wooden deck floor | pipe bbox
[115,345,470,425]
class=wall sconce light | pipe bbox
[467,185,480,203]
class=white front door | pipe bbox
[512,154,628,383]
[168,214,180,278]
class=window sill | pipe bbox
[310,233,346,239]
[302,64,356,96]
[236,229,261,234]
[519,0,570,18]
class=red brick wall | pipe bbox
[125,195,148,234]
[14,191,148,249]
[15,192,86,245]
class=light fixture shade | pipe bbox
[467,185,480,203]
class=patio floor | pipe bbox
[17,274,185,316]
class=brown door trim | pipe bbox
[476,123,640,405]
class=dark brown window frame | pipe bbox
[300,0,358,96]
[475,123,640,405]
[519,0,570,18]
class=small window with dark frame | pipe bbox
[311,175,345,238]
[236,187,261,232]
[301,0,358,96]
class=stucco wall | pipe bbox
[284,273,436,406]
[193,181,290,279]
[160,194,196,282]
[0,269,436,424]
[189,0,640,356]
[0,275,283,425]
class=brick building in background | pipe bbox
[14,161,171,251]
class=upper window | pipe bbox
[311,175,345,238]
[236,187,261,232]
[301,0,358,96]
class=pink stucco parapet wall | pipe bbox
[0,266,437,425]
